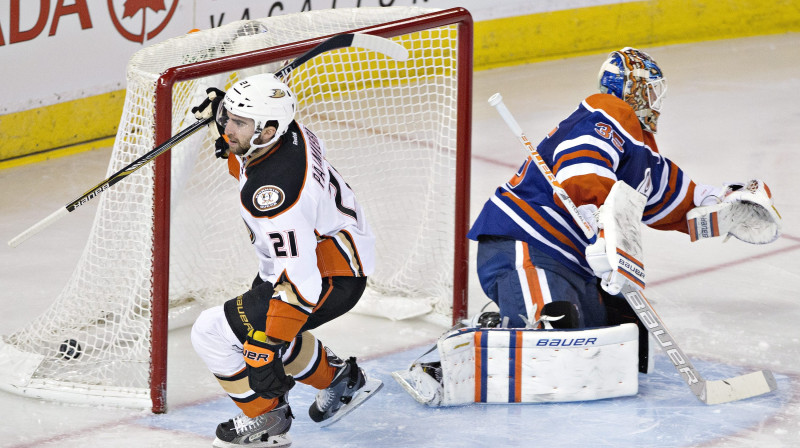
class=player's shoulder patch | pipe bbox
[252,185,285,212]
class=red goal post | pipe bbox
[150,8,473,413]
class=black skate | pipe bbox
[213,398,293,447]
[308,357,383,427]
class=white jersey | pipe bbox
[228,121,375,314]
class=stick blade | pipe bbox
[702,370,778,404]
[351,33,409,61]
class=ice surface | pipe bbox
[1,33,798,447]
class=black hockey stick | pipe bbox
[9,33,408,248]
[489,92,777,404]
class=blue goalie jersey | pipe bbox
[468,93,700,279]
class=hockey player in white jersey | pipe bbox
[190,74,382,447]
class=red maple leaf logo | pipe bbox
[122,0,167,19]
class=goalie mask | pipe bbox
[217,73,297,158]
[598,47,667,133]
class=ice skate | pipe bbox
[212,398,293,447]
[308,357,383,427]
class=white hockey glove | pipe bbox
[585,231,629,295]
[687,179,781,244]
[191,87,229,159]
[579,203,623,293]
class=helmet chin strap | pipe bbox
[242,131,281,158]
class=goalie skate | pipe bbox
[391,362,443,406]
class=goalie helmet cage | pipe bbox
[0,7,472,413]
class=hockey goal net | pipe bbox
[0,7,472,412]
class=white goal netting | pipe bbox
[0,7,468,409]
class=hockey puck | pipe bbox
[58,339,82,360]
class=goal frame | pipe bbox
[149,8,473,413]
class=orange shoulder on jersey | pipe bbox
[227,155,241,180]
[584,94,645,141]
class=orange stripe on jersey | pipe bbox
[646,163,682,218]
[315,231,364,277]
[228,155,241,180]
[561,174,616,208]
[520,244,546,322]
[501,192,582,255]
[649,181,696,234]
[265,299,310,342]
[316,238,354,277]
[584,94,645,141]
[552,149,613,174]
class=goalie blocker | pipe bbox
[393,323,639,406]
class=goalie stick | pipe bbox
[488,92,777,404]
[8,33,409,248]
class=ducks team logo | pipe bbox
[270,89,288,99]
[253,186,285,211]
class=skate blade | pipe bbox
[392,367,442,406]
[212,433,291,448]
[318,377,384,428]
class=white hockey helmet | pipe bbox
[598,47,667,133]
[217,73,297,157]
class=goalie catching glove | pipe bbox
[191,87,230,159]
[688,179,782,244]
[243,329,295,399]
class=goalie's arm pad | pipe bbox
[687,179,781,244]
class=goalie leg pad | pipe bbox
[395,324,640,406]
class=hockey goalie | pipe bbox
[395,46,781,406]
[394,176,780,406]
